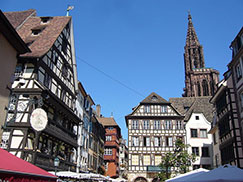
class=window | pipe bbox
[165,120,172,129]
[195,115,199,120]
[132,155,139,165]
[192,147,199,156]
[132,120,139,129]
[154,120,161,129]
[32,29,42,36]
[197,82,201,96]
[202,79,209,96]
[154,137,161,147]
[132,136,139,146]
[213,133,217,144]
[144,105,150,113]
[219,114,230,137]
[235,62,242,81]
[143,137,150,147]
[240,92,243,109]
[200,129,207,138]
[161,106,167,113]
[202,147,209,157]
[143,120,150,129]
[155,155,162,165]
[143,155,151,165]
[191,129,198,138]
[166,137,173,147]
[151,95,158,101]
[106,136,111,141]
[108,127,114,130]
[175,120,183,129]
[221,143,234,163]
[104,148,112,155]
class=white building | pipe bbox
[75,82,94,172]
[170,97,214,170]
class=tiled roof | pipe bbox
[5,10,71,58]
[98,117,119,127]
[169,96,214,122]
[140,92,169,104]
[4,9,36,29]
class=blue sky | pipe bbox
[1,0,243,140]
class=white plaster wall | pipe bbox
[186,113,213,167]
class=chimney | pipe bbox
[96,104,101,118]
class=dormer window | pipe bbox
[151,95,158,101]
[31,26,46,36]
[41,17,52,24]
[32,29,42,36]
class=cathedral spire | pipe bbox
[183,13,219,97]
[186,12,200,47]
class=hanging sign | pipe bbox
[30,108,48,131]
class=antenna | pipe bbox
[66,5,74,16]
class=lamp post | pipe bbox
[54,157,60,176]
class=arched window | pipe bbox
[202,80,209,96]
[197,82,201,96]
[210,81,215,95]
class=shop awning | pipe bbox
[0,148,57,182]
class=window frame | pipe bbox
[192,147,199,156]
[199,129,208,138]
[161,105,168,113]
[143,120,150,129]
[144,105,150,113]
[154,120,161,129]
[165,120,172,130]
[132,120,139,130]
[132,136,139,147]
[201,146,210,157]
[191,129,198,138]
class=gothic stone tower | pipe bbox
[183,13,219,97]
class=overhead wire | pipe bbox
[76,56,145,98]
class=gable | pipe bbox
[131,104,181,117]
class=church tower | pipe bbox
[183,13,219,97]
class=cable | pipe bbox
[76,56,145,98]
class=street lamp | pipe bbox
[54,157,60,176]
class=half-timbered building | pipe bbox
[125,92,185,182]
[1,9,81,172]
[0,10,30,142]
[210,71,243,168]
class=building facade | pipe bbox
[210,70,243,168]
[228,27,243,156]
[183,13,219,97]
[170,97,214,170]
[1,9,80,171]
[0,10,30,142]
[125,92,185,182]
[75,82,94,172]
[88,113,105,173]
[98,112,121,178]
[119,138,128,179]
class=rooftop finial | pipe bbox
[66,5,74,16]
